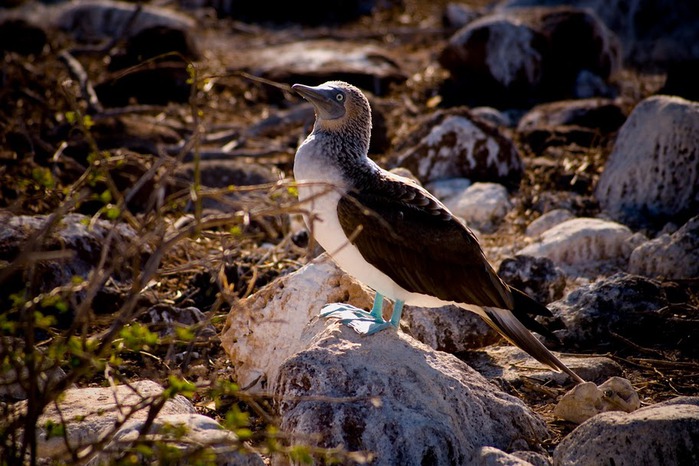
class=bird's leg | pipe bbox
[389,299,404,328]
[369,292,384,320]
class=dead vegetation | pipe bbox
[1,1,698,464]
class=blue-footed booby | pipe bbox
[292,80,583,384]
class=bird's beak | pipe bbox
[292,83,346,120]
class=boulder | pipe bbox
[52,0,195,42]
[236,40,406,96]
[629,215,699,279]
[439,6,621,107]
[220,254,375,392]
[553,377,640,424]
[517,98,627,152]
[497,255,566,304]
[11,380,196,460]
[89,413,265,466]
[469,446,542,465]
[499,0,699,66]
[595,95,699,229]
[517,217,635,272]
[274,322,549,465]
[388,108,524,189]
[524,209,574,238]
[554,397,699,466]
[402,304,500,353]
[0,338,66,401]
[0,212,145,326]
[443,182,513,233]
[462,345,622,386]
[549,273,673,349]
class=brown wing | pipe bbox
[336,179,513,310]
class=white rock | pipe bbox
[90,413,265,466]
[425,177,472,201]
[274,323,549,465]
[52,0,196,40]
[444,182,512,232]
[390,108,523,189]
[469,446,537,465]
[0,338,66,401]
[402,304,500,352]
[439,8,620,105]
[595,95,699,227]
[12,380,196,460]
[471,106,512,127]
[463,345,622,386]
[554,396,699,465]
[220,254,374,392]
[525,209,574,238]
[517,217,633,269]
[629,215,699,279]
[554,377,640,424]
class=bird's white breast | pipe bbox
[293,135,449,308]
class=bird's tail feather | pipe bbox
[482,307,585,384]
[508,287,558,342]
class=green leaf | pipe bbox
[32,167,55,188]
[164,375,196,399]
[289,445,313,464]
[43,420,65,439]
[174,326,195,342]
[105,205,120,220]
[99,189,112,204]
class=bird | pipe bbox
[292,80,584,384]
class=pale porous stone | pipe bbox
[497,255,566,304]
[629,215,699,279]
[549,273,670,349]
[554,397,699,466]
[16,380,196,460]
[517,217,633,270]
[517,98,627,152]
[443,182,513,233]
[51,0,196,41]
[0,212,144,294]
[443,3,481,30]
[274,323,549,466]
[220,254,374,392]
[402,304,500,353]
[389,108,524,189]
[439,6,620,106]
[238,39,405,95]
[469,446,539,466]
[425,177,472,201]
[462,345,621,386]
[0,338,66,401]
[525,209,574,238]
[554,377,640,424]
[89,413,264,466]
[471,106,512,127]
[500,0,699,65]
[595,95,699,228]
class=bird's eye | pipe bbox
[336,93,344,101]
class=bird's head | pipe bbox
[292,81,372,141]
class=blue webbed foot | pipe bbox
[320,293,404,335]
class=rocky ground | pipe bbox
[1,0,698,465]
